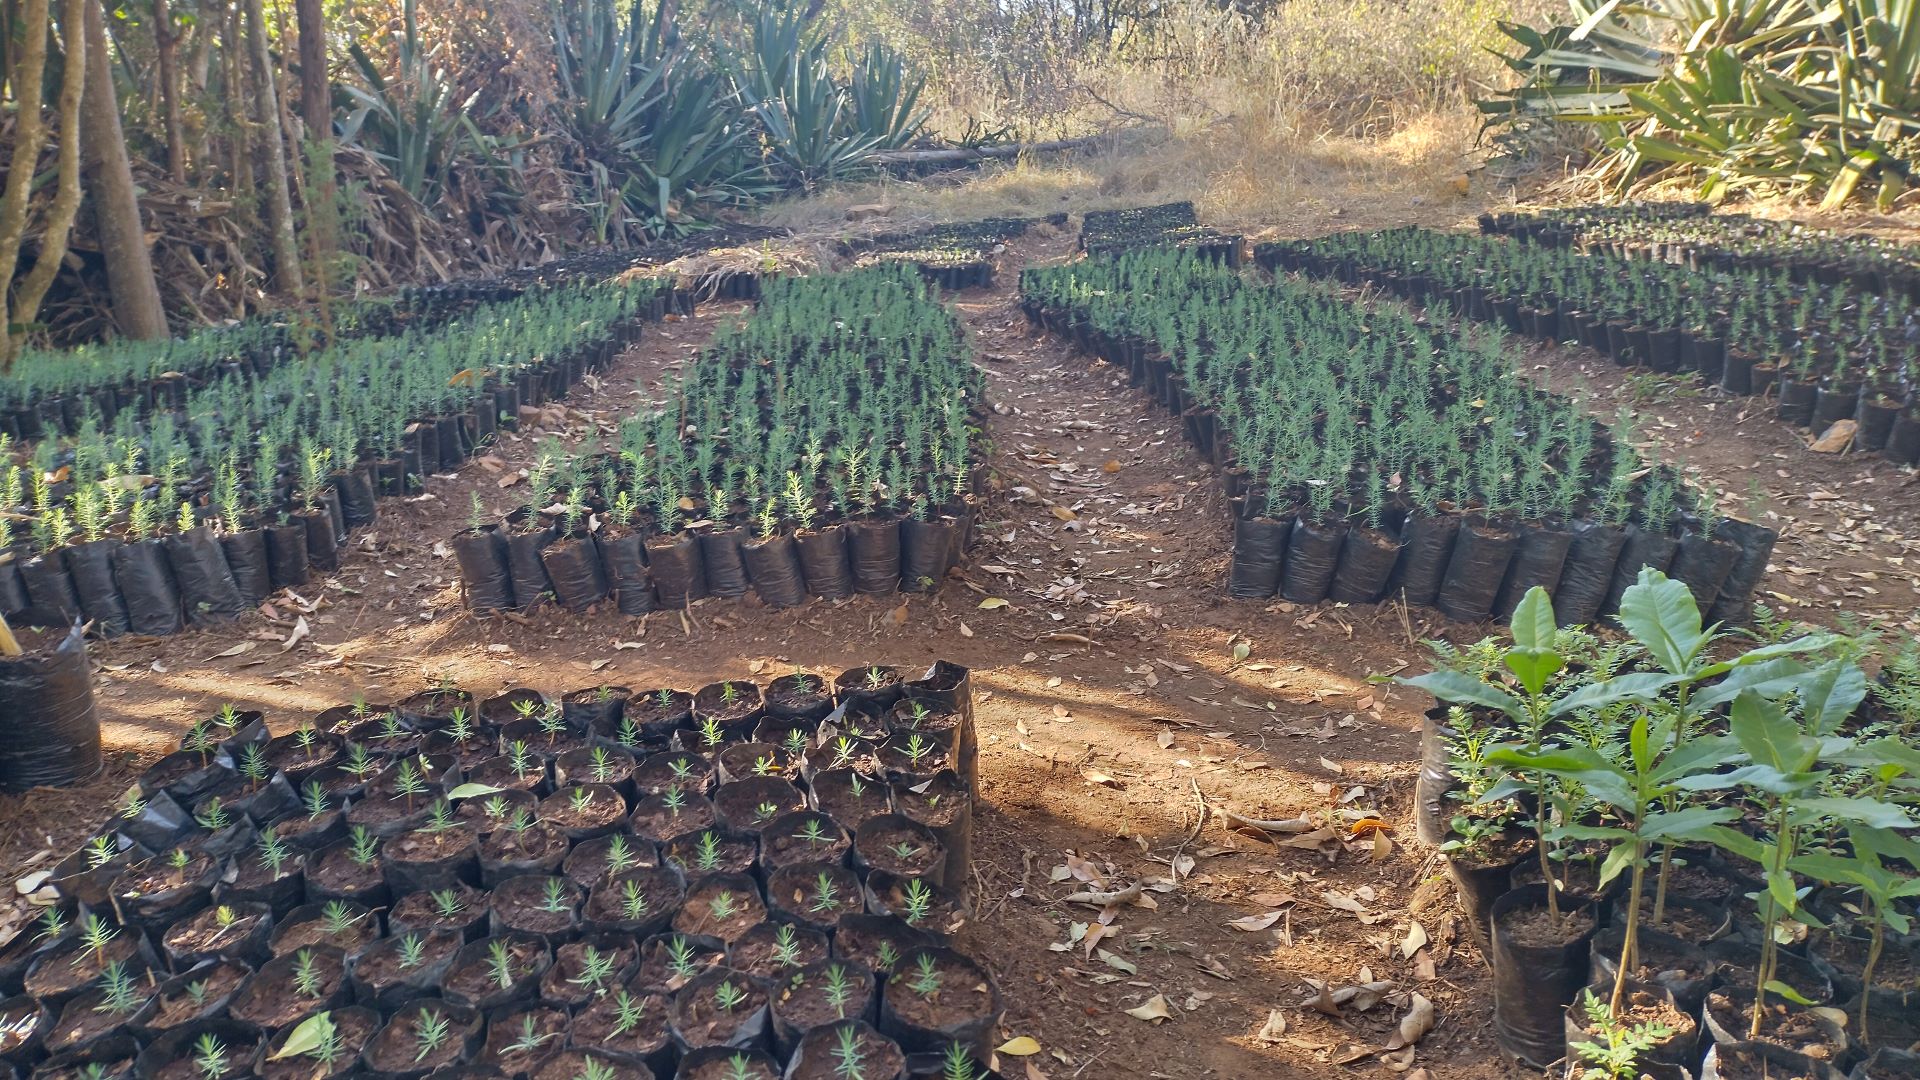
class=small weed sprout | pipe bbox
[321,900,361,935]
[539,878,572,914]
[397,934,427,970]
[568,946,618,990]
[292,949,326,997]
[908,954,941,997]
[411,1008,452,1063]
[620,880,651,921]
[431,889,466,918]
[505,1015,554,1054]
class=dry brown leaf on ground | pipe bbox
[1227,910,1285,932]
[1125,995,1173,1023]
[1255,1009,1287,1044]
[1384,994,1435,1050]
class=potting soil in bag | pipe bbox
[1667,530,1739,612]
[1390,512,1458,607]
[111,539,184,636]
[1601,527,1680,618]
[297,509,338,572]
[1228,517,1287,599]
[62,539,130,638]
[698,529,750,599]
[1327,526,1402,604]
[796,527,854,600]
[646,533,708,608]
[542,535,609,613]
[1435,519,1516,622]
[0,557,26,617]
[1280,518,1344,603]
[219,530,273,606]
[597,533,656,616]
[905,660,976,798]
[1489,885,1599,1069]
[900,518,956,592]
[265,522,310,588]
[1551,521,1626,628]
[335,469,379,528]
[1705,518,1777,628]
[507,526,557,610]
[21,552,83,627]
[1491,522,1573,621]
[452,527,515,612]
[742,535,808,609]
[164,526,246,624]
[0,626,101,793]
[850,518,902,594]
[1413,706,1460,846]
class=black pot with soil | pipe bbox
[672,873,767,945]
[227,945,348,1030]
[667,966,771,1055]
[1489,885,1602,1069]
[877,947,1002,1061]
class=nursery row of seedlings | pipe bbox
[1478,203,1920,302]
[1406,573,1920,1080]
[0,662,1003,1080]
[1077,203,1242,266]
[0,277,680,639]
[844,216,1064,290]
[453,266,987,615]
[1257,227,1920,459]
[1018,249,1775,627]
[0,231,778,442]
[0,284,537,444]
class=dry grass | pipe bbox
[762,109,1533,242]
[775,0,1565,240]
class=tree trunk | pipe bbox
[79,0,168,339]
[152,0,185,182]
[241,0,303,294]
[12,0,91,345]
[294,0,327,137]
[0,0,51,365]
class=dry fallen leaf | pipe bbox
[1400,922,1429,959]
[1082,769,1122,789]
[1227,911,1284,933]
[1384,994,1436,1050]
[1254,1009,1288,1045]
[979,597,1011,610]
[279,616,309,653]
[1125,995,1173,1023]
[996,1037,1042,1057]
[205,642,257,661]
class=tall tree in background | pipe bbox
[0,0,53,361]
[13,0,92,351]
[244,0,305,293]
[80,0,168,338]
[152,0,186,182]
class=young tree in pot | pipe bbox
[42,961,146,1059]
[255,1008,379,1080]
[131,960,249,1042]
[786,1019,906,1080]
[26,915,148,1005]
[484,1006,570,1079]
[229,945,348,1030]
[362,999,482,1078]
[388,883,490,940]
[440,933,553,1012]
[667,967,770,1054]
[269,901,375,958]
[1787,825,1920,1049]
[770,961,877,1059]
[728,922,829,982]
[539,936,638,1010]
[564,830,655,891]
[583,866,682,938]
[346,929,462,1011]
[637,933,725,995]
[569,987,673,1073]
[674,874,768,945]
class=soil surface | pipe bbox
[12,225,1920,1079]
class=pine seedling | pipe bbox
[292,949,326,997]
[411,1008,451,1063]
[712,979,747,1012]
[321,900,361,935]
[192,1034,227,1080]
